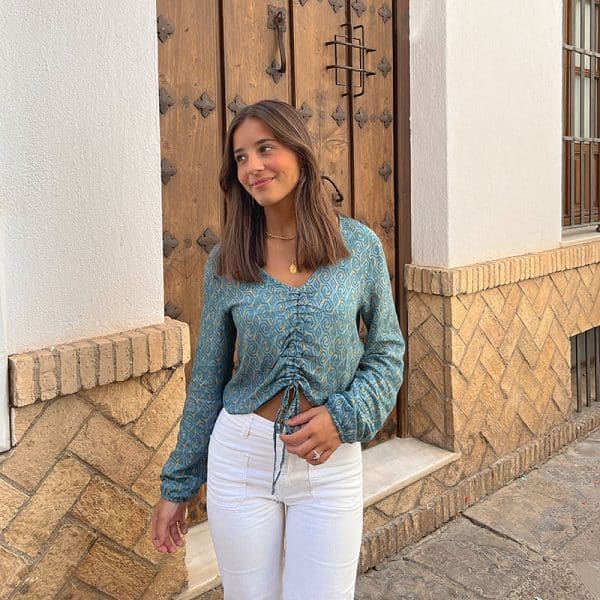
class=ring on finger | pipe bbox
[311,449,323,461]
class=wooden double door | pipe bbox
[157,0,410,520]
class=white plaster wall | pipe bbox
[411,0,563,268]
[0,2,164,353]
[410,1,450,267]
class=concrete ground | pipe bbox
[198,427,600,599]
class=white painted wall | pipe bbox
[0,2,164,353]
[411,0,564,268]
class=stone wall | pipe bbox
[0,318,191,599]
[360,238,600,570]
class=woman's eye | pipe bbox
[260,145,273,153]
[235,155,246,163]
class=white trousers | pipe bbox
[207,408,363,600]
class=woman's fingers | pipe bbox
[151,500,187,554]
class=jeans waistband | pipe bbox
[220,407,276,440]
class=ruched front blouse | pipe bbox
[160,215,405,502]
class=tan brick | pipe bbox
[125,330,149,377]
[9,353,37,407]
[94,337,115,386]
[109,335,132,382]
[132,424,179,505]
[132,367,185,449]
[76,541,154,600]
[11,402,45,444]
[143,552,187,600]
[170,319,191,365]
[73,340,98,390]
[72,478,148,548]
[157,323,180,368]
[12,524,95,600]
[37,350,58,401]
[0,477,28,529]
[58,579,107,599]
[4,456,90,556]
[84,378,152,425]
[143,326,164,372]
[134,527,162,565]
[70,413,152,488]
[0,395,91,492]
[141,369,169,394]
[0,546,29,599]
[57,344,78,396]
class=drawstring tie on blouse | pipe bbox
[271,381,302,494]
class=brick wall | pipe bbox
[0,318,191,599]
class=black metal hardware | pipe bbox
[354,107,368,128]
[194,92,216,118]
[159,88,175,115]
[164,302,182,320]
[379,162,392,182]
[378,4,392,24]
[228,95,247,114]
[267,6,286,83]
[321,175,344,206]
[298,102,313,122]
[299,0,309,5]
[381,213,394,234]
[197,228,220,254]
[379,109,392,129]
[328,0,343,13]
[352,1,366,17]
[163,231,178,258]
[378,56,391,77]
[157,16,174,43]
[331,105,346,127]
[326,24,375,98]
[161,159,177,185]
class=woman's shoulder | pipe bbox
[339,215,384,251]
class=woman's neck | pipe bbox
[263,204,297,238]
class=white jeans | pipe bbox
[206,408,363,600]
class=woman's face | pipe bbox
[232,117,301,210]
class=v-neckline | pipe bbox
[259,266,319,290]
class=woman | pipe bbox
[152,99,405,599]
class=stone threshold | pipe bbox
[176,437,458,599]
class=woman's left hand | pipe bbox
[280,406,341,465]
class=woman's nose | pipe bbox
[247,153,264,172]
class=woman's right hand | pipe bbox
[151,498,188,554]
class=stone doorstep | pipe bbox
[176,437,458,599]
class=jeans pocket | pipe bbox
[207,438,249,509]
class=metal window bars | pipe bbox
[571,326,600,411]
[326,24,376,98]
[563,0,600,230]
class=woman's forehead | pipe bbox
[232,118,275,149]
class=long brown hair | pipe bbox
[217,99,349,282]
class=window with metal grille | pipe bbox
[570,326,600,411]
[563,0,600,230]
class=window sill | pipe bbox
[561,225,600,246]
[176,437,459,599]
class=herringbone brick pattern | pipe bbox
[408,254,600,477]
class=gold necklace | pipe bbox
[265,231,297,240]
[265,231,297,272]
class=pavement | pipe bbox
[198,426,600,600]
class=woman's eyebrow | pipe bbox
[233,138,277,154]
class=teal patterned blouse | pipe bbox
[160,216,405,502]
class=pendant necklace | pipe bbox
[266,231,298,273]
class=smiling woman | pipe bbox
[152,100,405,600]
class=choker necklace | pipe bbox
[266,231,297,241]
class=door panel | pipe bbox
[292,0,352,216]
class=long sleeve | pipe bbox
[160,249,236,502]
[325,233,405,443]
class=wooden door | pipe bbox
[157,0,409,522]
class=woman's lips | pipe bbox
[251,177,273,189]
